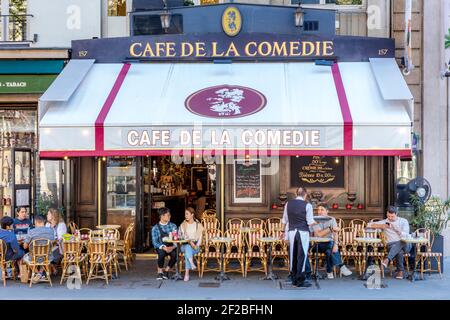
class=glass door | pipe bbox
[12,148,33,218]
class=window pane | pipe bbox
[107,157,136,209]
[38,160,63,214]
[0,109,37,149]
[108,0,126,17]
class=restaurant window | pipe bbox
[132,14,183,36]
[108,0,127,17]
[38,160,64,215]
[396,153,418,181]
[106,157,136,210]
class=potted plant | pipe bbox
[410,195,450,272]
[36,193,65,219]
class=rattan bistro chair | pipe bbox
[223,229,245,277]
[415,228,443,279]
[117,225,133,270]
[60,240,87,285]
[226,218,245,231]
[244,228,267,277]
[349,219,367,233]
[199,228,222,278]
[68,221,78,235]
[26,239,53,287]
[86,240,112,285]
[266,218,289,271]
[0,239,16,287]
[339,227,363,275]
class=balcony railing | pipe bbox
[0,14,34,43]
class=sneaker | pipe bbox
[340,265,352,277]
[156,273,164,280]
[381,258,389,268]
[395,271,404,279]
[163,271,169,280]
[327,273,334,279]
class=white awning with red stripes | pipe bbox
[39,59,413,157]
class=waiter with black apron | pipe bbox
[281,187,315,288]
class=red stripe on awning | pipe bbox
[95,63,131,151]
[331,62,353,152]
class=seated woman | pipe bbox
[45,208,67,266]
[179,207,204,282]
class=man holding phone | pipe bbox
[368,206,413,279]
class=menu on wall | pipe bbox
[290,156,344,188]
[233,159,262,203]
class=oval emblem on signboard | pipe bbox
[222,7,242,37]
[185,85,267,119]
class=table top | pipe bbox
[258,237,280,243]
[310,237,332,243]
[401,237,428,244]
[163,238,191,244]
[240,227,260,232]
[210,237,233,243]
[355,237,382,244]
[313,216,332,222]
[96,225,121,230]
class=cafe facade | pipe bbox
[37,3,414,252]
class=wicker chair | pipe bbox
[223,229,245,277]
[415,228,443,279]
[60,240,87,285]
[68,221,78,235]
[266,217,289,271]
[246,218,265,231]
[349,219,367,234]
[360,228,385,278]
[78,228,92,241]
[199,228,222,278]
[244,228,267,277]
[86,240,112,285]
[339,227,363,275]
[201,209,217,220]
[116,225,133,270]
[0,239,16,287]
[336,218,345,230]
[201,218,220,246]
[226,218,245,231]
[89,229,106,240]
[26,238,53,287]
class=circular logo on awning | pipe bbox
[185,85,267,119]
[222,7,242,37]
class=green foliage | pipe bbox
[36,193,65,218]
[184,0,195,6]
[445,28,450,49]
[410,195,450,236]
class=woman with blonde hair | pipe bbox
[179,207,204,282]
[46,208,67,267]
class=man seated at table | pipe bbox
[310,204,352,279]
[13,207,33,235]
[151,207,178,280]
[367,206,414,279]
[0,216,25,277]
[22,215,55,280]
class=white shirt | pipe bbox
[282,197,315,237]
[368,217,410,243]
[45,222,67,241]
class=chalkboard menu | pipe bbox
[233,160,262,203]
[290,156,344,188]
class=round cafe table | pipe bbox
[355,237,382,281]
[258,236,280,281]
[310,237,331,289]
[163,238,191,281]
[210,237,233,282]
[96,225,121,230]
[401,237,428,282]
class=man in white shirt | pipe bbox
[368,206,412,279]
[281,187,315,287]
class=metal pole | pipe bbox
[97,157,102,225]
[221,155,225,234]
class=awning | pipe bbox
[39,59,413,157]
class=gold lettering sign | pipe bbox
[201,0,219,4]
[128,40,335,59]
[299,157,337,184]
[222,7,242,37]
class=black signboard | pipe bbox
[290,156,344,188]
[233,160,262,203]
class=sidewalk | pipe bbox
[1,257,449,300]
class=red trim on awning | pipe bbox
[95,63,131,151]
[331,63,353,152]
[39,149,412,159]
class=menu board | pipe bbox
[233,160,262,203]
[290,156,344,188]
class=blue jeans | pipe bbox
[310,241,343,273]
[181,244,200,270]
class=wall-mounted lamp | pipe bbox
[160,9,172,33]
[294,1,305,28]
